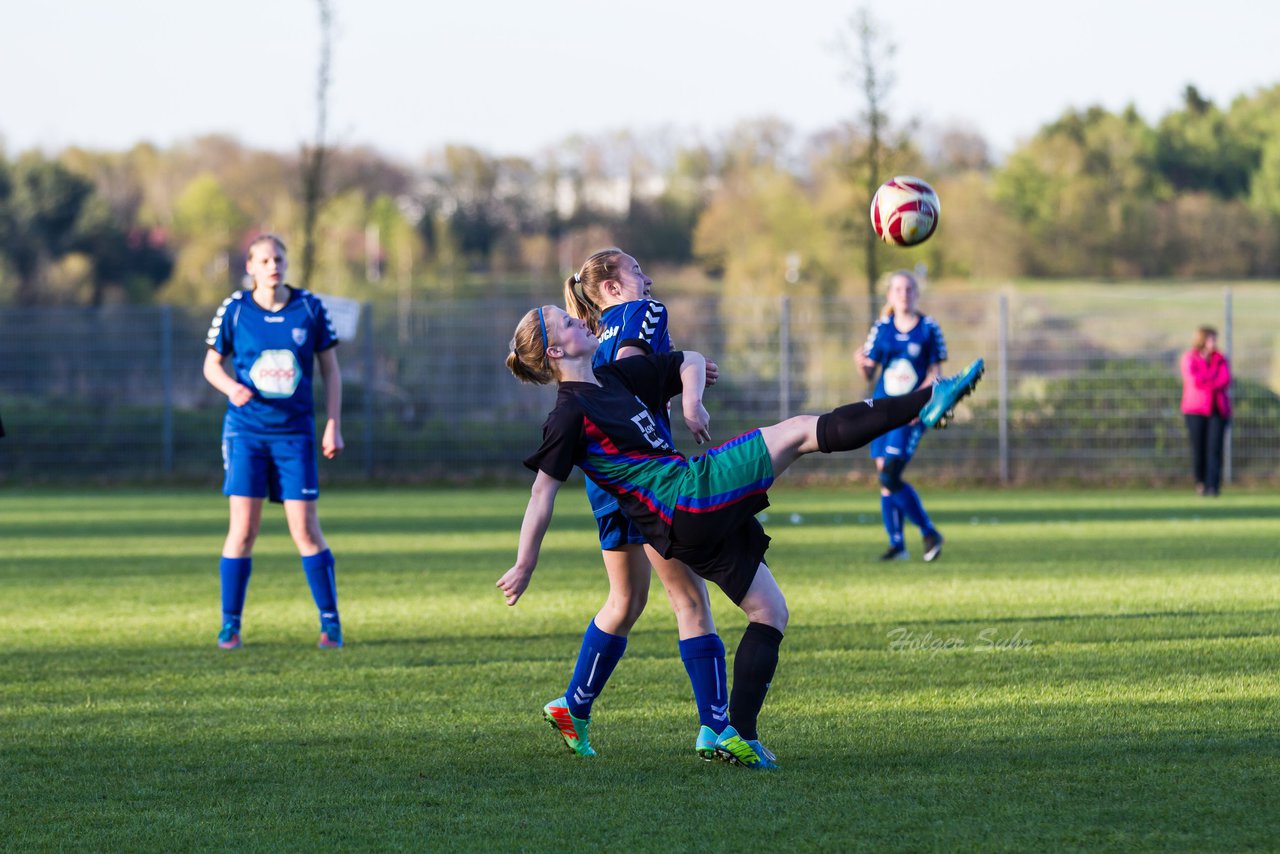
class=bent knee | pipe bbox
[879,459,906,493]
[745,599,788,632]
[605,589,649,627]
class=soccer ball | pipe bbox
[870,176,940,247]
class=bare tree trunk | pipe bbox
[856,8,889,330]
[842,6,895,394]
[300,0,333,290]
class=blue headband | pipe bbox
[536,307,549,350]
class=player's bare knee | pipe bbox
[668,596,715,634]
[746,601,788,632]
[605,589,647,627]
[225,526,258,554]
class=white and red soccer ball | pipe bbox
[870,176,940,247]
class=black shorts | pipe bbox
[669,493,771,605]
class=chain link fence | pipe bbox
[2,285,1277,486]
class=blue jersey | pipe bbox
[206,287,339,437]
[586,299,673,519]
[593,299,671,368]
[863,313,947,398]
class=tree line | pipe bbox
[2,82,1279,308]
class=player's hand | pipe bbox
[496,565,533,606]
[684,401,711,445]
[322,420,344,459]
[854,348,875,371]
[704,360,720,387]
[227,384,254,407]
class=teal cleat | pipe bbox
[696,725,720,761]
[217,622,242,650]
[920,358,985,429]
[714,725,779,770]
[543,697,596,757]
[318,621,343,649]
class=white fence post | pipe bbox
[998,292,1010,485]
[161,305,174,475]
[779,294,791,422]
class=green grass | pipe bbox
[2,486,1277,851]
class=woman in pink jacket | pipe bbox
[1180,325,1231,496]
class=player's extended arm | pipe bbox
[203,349,253,407]
[679,351,710,444]
[855,346,878,381]
[619,343,718,387]
[496,470,563,606]
[317,347,344,459]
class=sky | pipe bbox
[3,0,1278,164]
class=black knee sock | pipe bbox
[816,387,931,453]
[729,622,784,741]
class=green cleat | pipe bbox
[920,358,985,429]
[714,725,779,770]
[543,697,596,757]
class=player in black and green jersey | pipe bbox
[500,304,984,769]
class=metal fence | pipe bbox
[2,284,1277,486]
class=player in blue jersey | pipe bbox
[499,305,984,768]
[855,271,948,562]
[551,248,728,761]
[202,234,345,650]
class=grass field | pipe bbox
[2,486,1277,851]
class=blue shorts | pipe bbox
[869,422,925,463]
[596,509,648,550]
[587,479,647,549]
[222,433,319,503]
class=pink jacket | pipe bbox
[1180,349,1231,418]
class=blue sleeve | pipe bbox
[616,299,669,355]
[205,294,239,355]
[863,320,886,364]
[309,294,340,351]
[929,318,948,364]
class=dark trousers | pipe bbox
[1184,413,1228,492]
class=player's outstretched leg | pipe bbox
[920,358,985,429]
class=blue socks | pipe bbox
[221,551,339,632]
[679,633,729,732]
[565,619,628,719]
[880,494,905,549]
[301,549,339,626]
[219,556,252,629]
[893,483,937,537]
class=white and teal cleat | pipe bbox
[921,358,985,429]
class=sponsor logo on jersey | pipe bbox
[631,402,667,449]
[883,357,919,396]
[264,316,284,323]
[599,325,620,344]
[249,349,302,398]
